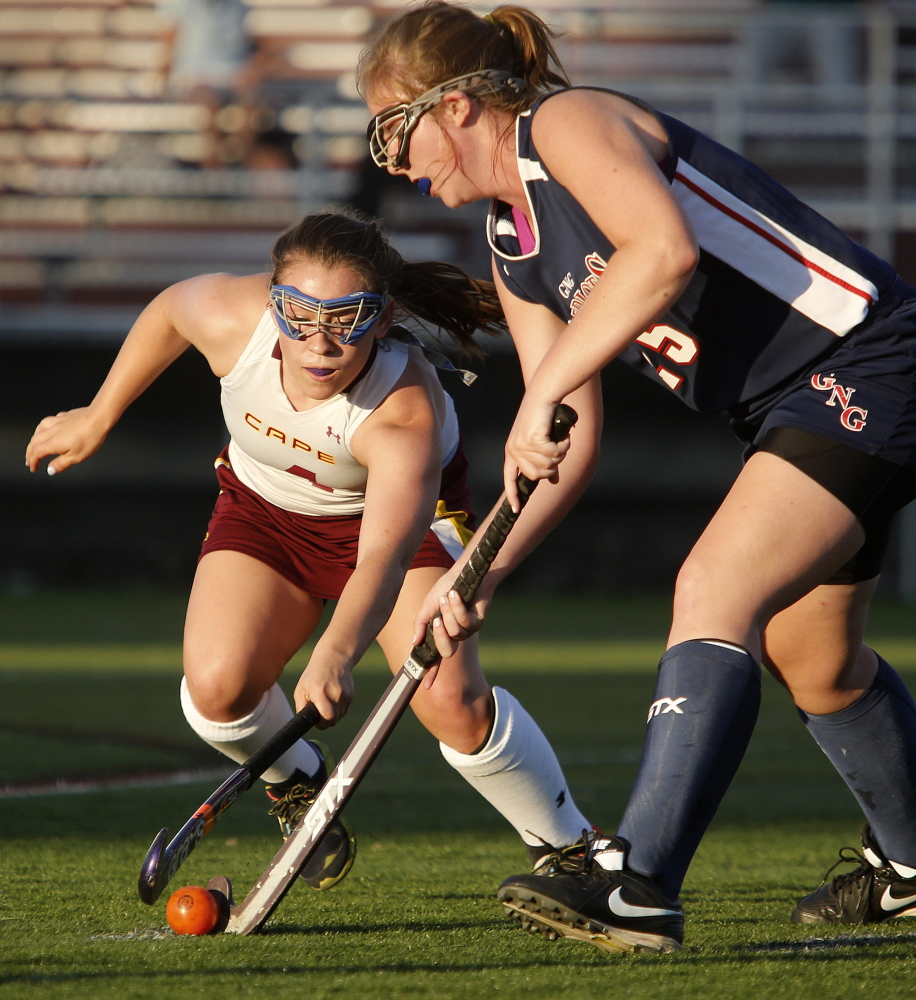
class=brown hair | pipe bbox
[357,2,569,115]
[270,210,505,354]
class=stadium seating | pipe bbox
[6,1,916,594]
[4,1,916,313]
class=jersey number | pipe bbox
[287,465,334,493]
[635,324,699,391]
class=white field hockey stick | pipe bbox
[215,403,578,935]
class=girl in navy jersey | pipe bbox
[25,210,593,893]
[361,2,916,952]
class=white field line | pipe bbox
[0,767,229,799]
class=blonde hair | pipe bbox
[271,210,505,354]
[357,2,569,114]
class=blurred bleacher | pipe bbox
[0,0,366,318]
[4,0,916,595]
[7,1,916,316]
[4,2,916,319]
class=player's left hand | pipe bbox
[412,572,490,667]
[504,394,570,510]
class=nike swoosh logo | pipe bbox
[880,887,916,912]
[607,887,680,919]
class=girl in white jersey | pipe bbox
[360,2,916,954]
[25,210,593,894]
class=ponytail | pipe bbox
[391,261,506,355]
[486,6,569,94]
[358,1,569,113]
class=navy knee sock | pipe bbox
[798,654,916,869]
[616,639,762,898]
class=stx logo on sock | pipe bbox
[809,373,868,431]
[647,697,687,722]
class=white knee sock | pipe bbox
[180,678,321,784]
[439,686,590,849]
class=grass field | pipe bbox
[2,589,916,999]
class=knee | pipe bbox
[769,645,875,714]
[411,674,492,752]
[183,663,265,721]
[414,671,488,721]
[671,550,774,643]
[672,552,724,620]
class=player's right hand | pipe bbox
[293,656,354,729]
[25,407,109,475]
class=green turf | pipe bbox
[1,589,916,997]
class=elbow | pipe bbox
[661,232,698,293]
[647,240,697,316]
[681,242,700,279]
[672,233,699,289]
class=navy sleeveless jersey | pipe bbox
[487,88,898,414]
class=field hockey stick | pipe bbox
[218,403,577,935]
[138,704,322,905]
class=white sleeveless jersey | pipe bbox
[220,310,460,516]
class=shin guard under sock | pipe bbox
[180,678,321,784]
[617,639,762,897]
[439,686,591,850]
[798,654,916,870]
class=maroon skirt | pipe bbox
[198,443,476,600]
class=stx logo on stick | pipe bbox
[302,769,355,836]
[809,373,868,431]
[647,697,687,722]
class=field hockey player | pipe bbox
[25,210,595,894]
[360,2,916,953]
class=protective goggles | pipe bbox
[269,284,389,344]
[367,70,525,169]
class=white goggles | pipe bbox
[269,284,389,344]
[367,70,525,169]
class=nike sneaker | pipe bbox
[498,835,683,954]
[526,829,599,874]
[792,824,916,924]
[264,741,357,891]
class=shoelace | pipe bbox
[530,829,596,875]
[817,845,876,890]
[266,781,318,825]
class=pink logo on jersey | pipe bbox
[810,373,868,432]
[326,426,341,444]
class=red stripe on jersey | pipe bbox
[674,171,875,305]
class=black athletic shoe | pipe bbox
[264,741,356,891]
[526,828,600,874]
[498,835,683,954]
[792,824,916,924]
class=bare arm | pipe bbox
[412,281,602,656]
[502,90,698,505]
[25,273,266,475]
[412,93,695,654]
[292,368,442,723]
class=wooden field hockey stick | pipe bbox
[217,403,577,935]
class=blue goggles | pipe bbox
[269,284,390,344]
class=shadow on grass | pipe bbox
[6,936,916,988]
[2,964,601,988]
[739,932,916,952]
[258,916,508,936]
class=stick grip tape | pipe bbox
[410,403,577,667]
[242,702,322,783]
